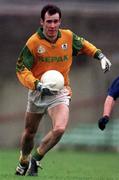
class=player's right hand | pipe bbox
[98,116,109,130]
[36,82,59,96]
[100,56,112,73]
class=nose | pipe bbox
[50,22,55,28]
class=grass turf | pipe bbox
[0,149,119,180]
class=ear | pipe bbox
[40,18,43,26]
[59,19,61,26]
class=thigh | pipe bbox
[24,112,44,133]
[48,104,69,129]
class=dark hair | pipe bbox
[41,4,61,21]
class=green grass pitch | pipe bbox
[0,149,119,180]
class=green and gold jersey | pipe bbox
[16,28,100,90]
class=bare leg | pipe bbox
[20,112,43,161]
[15,112,44,175]
[27,104,69,176]
[37,104,69,156]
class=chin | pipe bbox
[49,32,56,36]
[48,35,56,39]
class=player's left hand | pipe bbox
[100,56,112,73]
[98,116,109,130]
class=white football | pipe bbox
[41,70,64,90]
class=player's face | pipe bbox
[41,12,61,41]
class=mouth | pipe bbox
[48,30,57,37]
[48,29,56,33]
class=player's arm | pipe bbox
[98,96,114,130]
[16,46,58,95]
[103,96,115,117]
[98,77,119,130]
[16,45,38,90]
[72,33,111,73]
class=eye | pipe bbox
[53,20,59,24]
[46,19,59,24]
[47,20,52,24]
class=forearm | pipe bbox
[80,39,98,57]
[103,95,115,117]
[16,68,38,90]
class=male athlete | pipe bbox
[15,4,111,176]
[98,76,119,130]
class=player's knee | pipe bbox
[24,128,36,139]
[53,126,65,137]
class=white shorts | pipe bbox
[26,87,71,114]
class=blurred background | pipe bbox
[0,0,119,151]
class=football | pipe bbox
[41,70,64,90]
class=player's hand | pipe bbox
[37,82,59,96]
[100,56,112,73]
[98,116,109,130]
